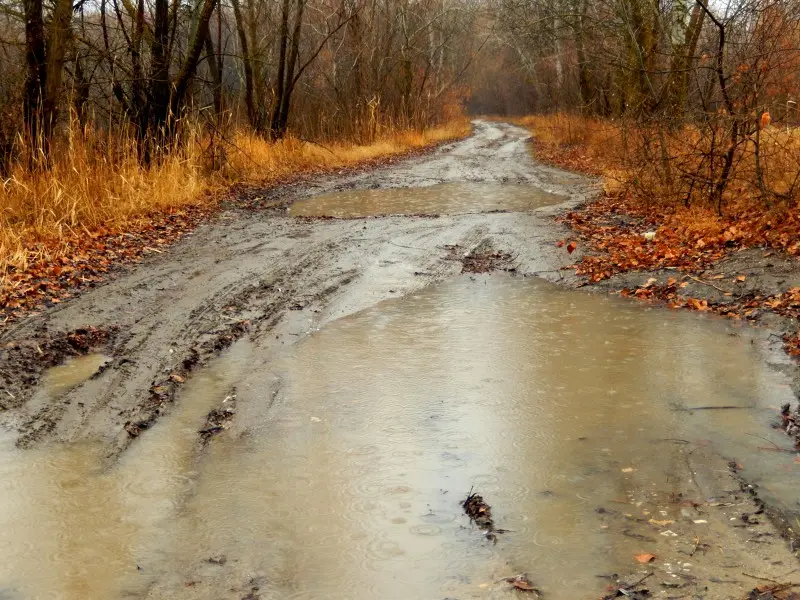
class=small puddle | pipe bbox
[1,279,797,599]
[41,353,110,398]
[288,182,566,217]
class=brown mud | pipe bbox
[1,121,800,598]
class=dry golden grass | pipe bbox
[518,112,800,207]
[0,119,471,279]
[226,123,468,181]
[516,112,800,269]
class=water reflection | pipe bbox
[0,342,251,599]
[41,353,109,398]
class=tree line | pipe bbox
[0,0,480,166]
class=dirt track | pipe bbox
[3,121,800,600]
[0,120,594,456]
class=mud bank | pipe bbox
[1,121,800,599]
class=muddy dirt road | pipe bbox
[0,120,591,453]
[1,121,800,599]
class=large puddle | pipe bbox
[1,277,797,599]
[288,182,566,217]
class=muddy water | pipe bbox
[161,277,792,598]
[288,182,566,217]
[1,278,796,599]
[40,353,109,398]
[0,341,252,600]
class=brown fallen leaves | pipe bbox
[634,553,656,564]
[557,194,748,283]
[1,206,213,324]
[462,490,495,533]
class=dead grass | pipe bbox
[518,112,800,206]
[0,119,470,281]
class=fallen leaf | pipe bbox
[513,580,535,591]
[634,553,656,564]
[505,574,538,592]
[621,467,634,473]
[170,373,185,383]
[567,241,577,254]
[737,275,746,282]
[648,519,674,527]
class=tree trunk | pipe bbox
[665,3,705,116]
[270,0,292,139]
[231,0,258,130]
[150,0,171,137]
[205,36,222,116]
[574,0,592,110]
[23,0,47,147]
[41,0,73,143]
[171,0,218,116]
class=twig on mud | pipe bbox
[683,274,729,293]
[389,241,425,250]
[676,405,751,411]
[628,572,654,588]
[741,573,793,586]
[746,433,791,453]
[603,572,653,599]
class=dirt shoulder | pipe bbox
[526,127,800,405]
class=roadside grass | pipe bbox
[0,119,470,297]
[519,112,800,205]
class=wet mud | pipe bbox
[0,121,799,599]
[0,326,115,411]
